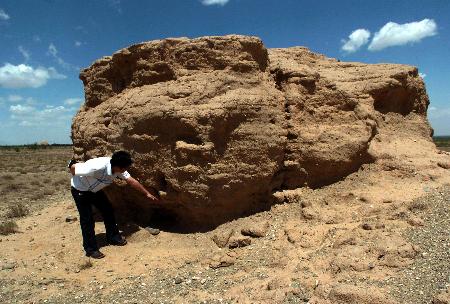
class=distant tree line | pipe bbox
[0,143,72,151]
[433,136,450,147]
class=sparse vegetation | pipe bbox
[79,259,93,270]
[408,200,428,212]
[434,136,450,152]
[0,145,73,221]
[6,203,30,218]
[0,143,71,150]
[0,220,19,235]
[43,188,55,196]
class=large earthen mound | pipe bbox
[71,35,434,228]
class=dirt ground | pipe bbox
[0,146,73,220]
[0,146,449,303]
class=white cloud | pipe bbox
[368,19,437,51]
[48,43,79,71]
[74,41,83,47]
[64,97,83,105]
[201,0,230,6]
[0,8,10,20]
[1,98,79,144]
[10,104,35,115]
[0,63,66,89]
[341,29,371,53]
[8,95,23,102]
[9,103,74,127]
[419,72,426,78]
[0,95,25,105]
[33,35,41,42]
[48,43,57,57]
[18,46,30,61]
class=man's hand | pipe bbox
[146,193,159,201]
[126,177,160,202]
[68,159,77,176]
[69,164,76,176]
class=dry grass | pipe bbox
[79,259,93,270]
[408,200,428,212]
[6,203,29,218]
[0,146,73,221]
[0,221,19,235]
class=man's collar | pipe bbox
[107,162,112,176]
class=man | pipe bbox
[68,150,158,259]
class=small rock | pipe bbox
[145,227,160,235]
[228,236,251,249]
[359,196,369,203]
[433,290,450,304]
[1,262,16,270]
[65,216,77,223]
[174,277,183,284]
[437,161,450,169]
[212,230,234,248]
[301,200,312,208]
[241,221,269,238]
[375,222,385,229]
[209,255,235,269]
[407,216,424,227]
[302,207,317,220]
[361,223,373,230]
[158,191,167,199]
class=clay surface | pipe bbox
[71,35,433,228]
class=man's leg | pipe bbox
[70,187,99,254]
[92,190,122,243]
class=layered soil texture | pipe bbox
[71,35,448,229]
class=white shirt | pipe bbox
[71,157,131,192]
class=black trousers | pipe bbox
[70,186,120,254]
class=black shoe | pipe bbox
[86,250,105,259]
[107,235,127,246]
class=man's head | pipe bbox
[110,150,133,173]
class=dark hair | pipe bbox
[110,150,133,168]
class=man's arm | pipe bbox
[126,177,159,201]
[70,164,76,175]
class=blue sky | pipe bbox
[0,0,449,144]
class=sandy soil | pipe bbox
[1,152,449,303]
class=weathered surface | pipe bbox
[71,35,433,228]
